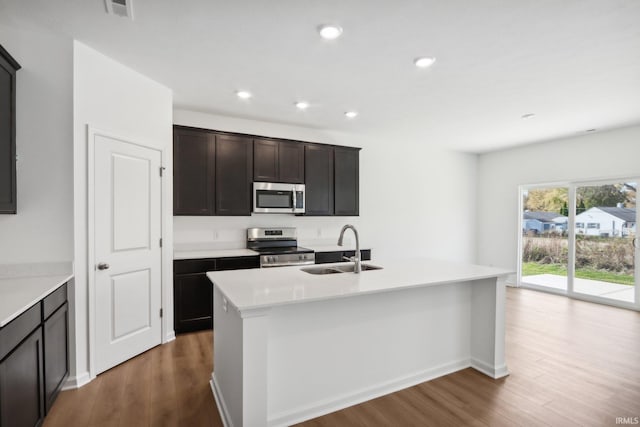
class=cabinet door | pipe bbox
[0,328,44,427]
[278,141,304,184]
[0,47,20,214]
[174,273,213,334]
[305,144,334,216]
[173,127,215,215]
[253,139,279,182]
[215,134,253,215]
[314,251,343,264]
[334,147,360,216]
[216,256,260,271]
[44,303,69,413]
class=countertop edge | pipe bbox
[207,268,512,314]
[0,273,74,327]
[173,249,259,260]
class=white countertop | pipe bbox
[207,258,511,312]
[0,273,73,327]
[174,248,259,260]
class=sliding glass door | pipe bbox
[519,179,639,310]
[520,186,569,293]
[572,181,637,305]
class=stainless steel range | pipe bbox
[247,227,315,267]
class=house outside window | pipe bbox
[576,223,584,228]
[587,223,599,229]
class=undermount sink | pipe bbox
[301,267,343,275]
[301,264,383,275]
[334,264,383,273]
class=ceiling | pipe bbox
[2,0,640,152]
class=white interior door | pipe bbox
[92,133,162,375]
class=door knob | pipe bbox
[97,263,110,270]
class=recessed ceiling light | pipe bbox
[521,113,536,119]
[345,111,358,119]
[318,24,343,40]
[295,101,310,110]
[414,57,436,69]
[236,90,252,99]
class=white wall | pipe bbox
[476,125,640,274]
[73,42,173,383]
[0,21,73,263]
[174,110,478,262]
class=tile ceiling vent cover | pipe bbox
[104,0,133,19]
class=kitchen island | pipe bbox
[207,258,511,427]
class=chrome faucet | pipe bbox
[338,224,361,273]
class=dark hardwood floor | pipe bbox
[44,288,640,427]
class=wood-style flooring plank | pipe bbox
[43,288,640,427]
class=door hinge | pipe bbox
[160,308,163,318]
[159,166,165,177]
[159,238,163,247]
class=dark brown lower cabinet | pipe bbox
[174,256,260,334]
[0,327,44,427]
[0,282,68,427]
[174,273,213,334]
[43,302,69,412]
[314,250,372,264]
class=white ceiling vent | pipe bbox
[104,0,134,19]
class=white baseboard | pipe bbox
[211,373,233,427]
[267,358,471,427]
[211,358,509,426]
[62,371,92,390]
[164,331,176,343]
[470,357,509,379]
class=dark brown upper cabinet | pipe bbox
[254,139,304,184]
[215,133,253,215]
[173,127,215,215]
[173,125,359,217]
[304,144,334,216]
[0,45,21,214]
[334,147,360,216]
[253,138,278,181]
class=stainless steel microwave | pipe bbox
[253,182,305,214]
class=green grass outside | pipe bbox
[522,262,635,286]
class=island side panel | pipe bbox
[469,276,508,378]
[212,285,244,426]
[212,285,270,427]
[241,308,269,426]
[265,282,473,426]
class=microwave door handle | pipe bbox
[292,187,297,210]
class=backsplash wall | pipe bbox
[173,109,478,263]
[173,215,363,250]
